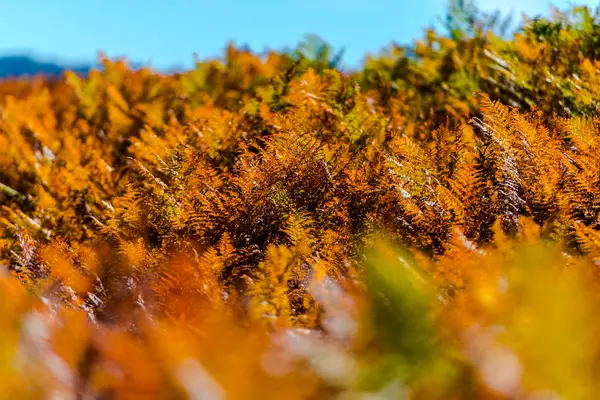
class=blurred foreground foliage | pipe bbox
[3,2,600,398]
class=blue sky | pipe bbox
[0,0,596,69]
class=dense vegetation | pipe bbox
[3,2,600,398]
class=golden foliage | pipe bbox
[3,5,600,398]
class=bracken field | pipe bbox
[4,3,600,399]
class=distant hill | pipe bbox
[0,55,184,78]
[0,55,92,78]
